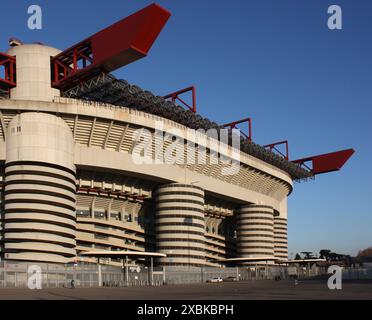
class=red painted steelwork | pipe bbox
[223,118,252,142]
[264,140,289,160]
[0,52,16,91]
[293,149,355,175]
[51,3,171,90]
[164,86,197,113]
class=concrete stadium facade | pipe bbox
[0,44,290,267]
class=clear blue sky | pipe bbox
[1,0,371,257]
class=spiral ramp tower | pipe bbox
[4,113,76,264]
[236,205,275,265]
[155,184,206,266]
[274,215,288,261]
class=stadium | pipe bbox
[0,3,354,271]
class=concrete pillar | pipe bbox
[7,44,61,102]
[4,112,76,264]
[237,204,275,265]
[150,257,154,286]
[125,255,129,286]
[155,183,206,267]
[98,263,102,287]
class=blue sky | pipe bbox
[1,0,371,257]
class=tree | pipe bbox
[301,252,314,260]
[319,249,332,260]
[329,252,340,261]
[357,247,372,258]
[295,253,302,260]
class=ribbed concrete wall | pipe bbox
[4,113,76,264]
[274,217,288,260]
[155,184,206,266]
[237,205,275,265]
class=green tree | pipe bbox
[319,249,332,260]
[301,252,314,260]
[295,253,302,260]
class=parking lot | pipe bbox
[0,279,371,300]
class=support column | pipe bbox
[155,183,206,267]
[150,257,154,286]
[98,258,102,287]
[125,255,129,286]
[237,204,275,265]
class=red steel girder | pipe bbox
[223,118,252,142]
[51,3,171,91]
[0,52,16,91]
[293,149,355,175]
[164,86,197,113]
[264,140,289,160]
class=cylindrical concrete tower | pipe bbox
[237,204,275,264]
[7,44,61,102]
[4,112,76,264]
[155,184,206,266]
[274,216,288,261]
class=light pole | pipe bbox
[122,255,129,286]
[150,257,154,286]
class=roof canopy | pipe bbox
[81,250,167,259]
[278,259,327,264]
[216,257,277,263]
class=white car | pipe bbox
[207,277,223,283]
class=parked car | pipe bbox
[223,276,238,282]
[207,277,223,283]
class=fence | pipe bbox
[0,260,332,289]
[0,261,167,289]
[342,267,372,280]
[163,266,291,284]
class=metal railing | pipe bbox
[0,260,333,289]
